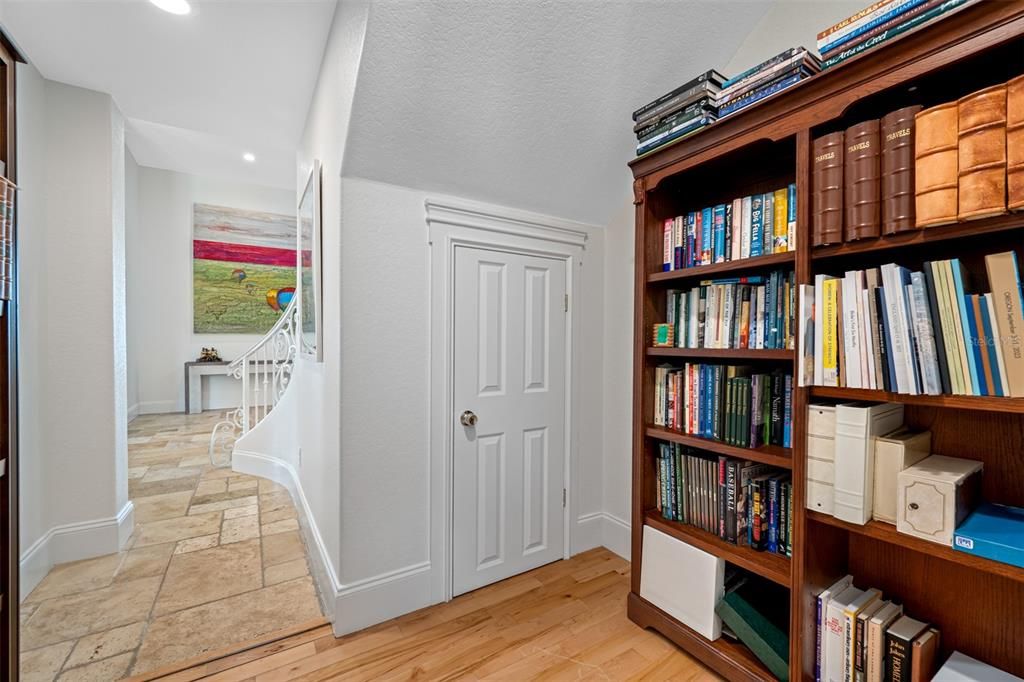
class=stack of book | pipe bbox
[661,185,798,272]
[817,576,940,682]
[819,0,982,71]
[798,252,1024,398]
[662,270,796,352]
[654,364,794,449]
[718,47,821,119]
[655,443,793,556]
[633,69,723,156]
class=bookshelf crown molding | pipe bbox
[425,197,592,248]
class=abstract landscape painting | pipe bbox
[193,203,297,334]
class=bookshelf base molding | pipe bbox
[627,593,770,682]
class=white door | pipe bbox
[452,246,567,596]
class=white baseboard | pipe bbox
[127,403,140,423]
[232,448,441,637]
[137,400,177,415]
[332,561,435,636]
[575,512,630,561]
[232,449,340,623]
[20,501,135,600]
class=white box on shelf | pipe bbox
[639,525,724,641]
[897,455,982,547]
[872,428,931,524]
[833,402,905,525]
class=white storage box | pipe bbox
[897,455,982,546]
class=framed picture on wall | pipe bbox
[298,160,323,361]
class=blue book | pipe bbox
[765,271,776,348]
[704,367,714,438]
[701,207,714,265]
[713,205,726,264]
[897,269,923,394]
[761,193,774,256]
[954,503,1024,570]
[766,477,779,553]
[686,212,696,268]
[750,196,763,258]
[878,287,898,392]
[951,260,980,395]
[819,0,929,54]
[787,183,797,248]
[782,375,792,448]
[720,73,804,116]
[980,294,1004,397]
[963,295,989,396]
[636,116,714,155]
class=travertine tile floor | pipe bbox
[20,411,324,681]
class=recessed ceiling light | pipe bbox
[243,152,256,163]
[150,0,191,15]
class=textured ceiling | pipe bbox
[343,0,774,225]
[1,0,336,189]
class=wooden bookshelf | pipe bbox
[645,513,791,587]
[807,511,1024,585]
[647,251,795,283]
[646,347,793,361]
[645,426,792,468]
[809,386,1024,414]
[628,5,1024,680]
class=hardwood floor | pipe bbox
[135,548,720,681]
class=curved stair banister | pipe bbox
[209,295,300,467]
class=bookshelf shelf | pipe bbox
[647,251,795,284]
[807,511,1024,585]
[808,386,1024,415]
[630,6,1024,680]
[627,593,774,682]
[644,512,791,587]
[646,347,793,361]
[811,213,1024,260]
[645,426,792,468]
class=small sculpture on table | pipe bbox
[197,347,222,363]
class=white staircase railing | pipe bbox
[209,296,300,467]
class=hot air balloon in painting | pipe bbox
[265,287,295,312]
[230,268,247,283]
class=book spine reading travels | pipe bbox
[881,105,922,234]
[845,119,882,241]
[813,132,845,246]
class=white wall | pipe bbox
[128,167,294,415]
[17,74,132,596]
[291,0,370,626]
[125,149,140,421]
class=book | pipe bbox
[817,575,855,682]
[719,50,818,104]
[715,577,791,680]
[844,588,882,682]
[813,132,845,246]
[867,601,904,682]
[855,600,886,682]
[826,586,863,682]
[911,628,941,682]
[957,83,1007,220]
[915,101,959,227]
[872,429,931,524]
[634,95,717,135]
[821,0,980,71]
[632,69,726,121]
[881,105,923,234]
[922,262,952,394]
[954,502,1024,570]
[833,402,905,525]
[845,119,882,241]
[817,1,895,44]
[636,115,715,155]
[983,293,1010,397]
[819,0,929,54]
[719,71,809,117]
[1009,74,1024,211]
[821,0,945,60]
[909,272,941,394]
[983,252,1024,397]
[822,277,841,386]
[885,616,930,682]
[934,651,1024,682]
[950,259,980,394]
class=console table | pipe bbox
[184,360,275,414]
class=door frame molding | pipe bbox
[426,197,591,603]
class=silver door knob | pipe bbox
[460,410,478,427]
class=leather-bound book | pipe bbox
[812,132,844,246]
[958,83,1007,220]
[915,102,958,227]
[845,119,881,240]
[881,105,922,233]
[1008,74,1024,211]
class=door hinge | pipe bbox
[564,294,569,312]
[562,488,567,508]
